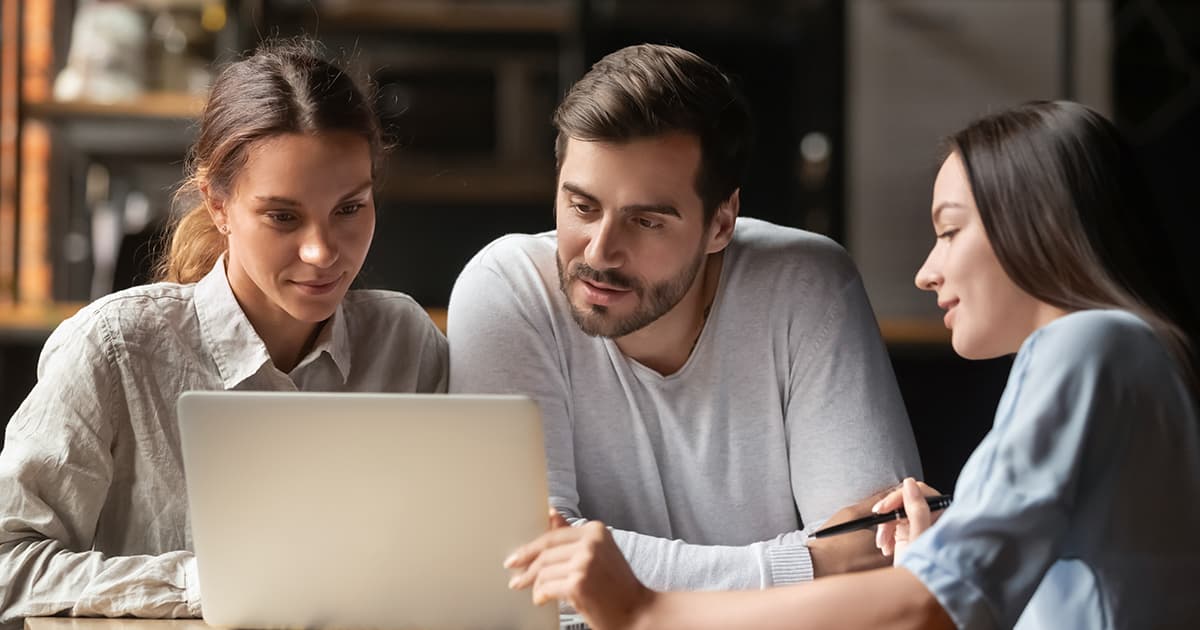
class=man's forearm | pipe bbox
[608,526,813,591]
[808,527,891,577]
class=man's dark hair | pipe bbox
[553,44,753,222]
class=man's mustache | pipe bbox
[571,263,638,291]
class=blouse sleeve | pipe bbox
[0,313,198,629]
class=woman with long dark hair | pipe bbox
[0,39,446,628]
[504,101,1200,629]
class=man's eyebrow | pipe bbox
[619,203,680,218]
[561,182,599,202]
[561,182,681,218]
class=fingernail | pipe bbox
[503,553,516,568]
[508,576,519,589]
[871,500,883,513]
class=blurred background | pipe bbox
[0,0,1197,491]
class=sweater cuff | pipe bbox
[184,555,203,617]
[766,543,814,586]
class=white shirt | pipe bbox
[0,259,447,628]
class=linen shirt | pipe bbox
[899,310,1200,629]
[0,259,447,629]
[448,217,921,591]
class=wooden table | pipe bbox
[26,620,213,630]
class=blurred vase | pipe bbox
[53,0,147,103]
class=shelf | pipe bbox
[879,318,951,346]
[378,159,555,205]
[0,302,945,348]
[23,92,204,120]
[302,0,575,33]
[0,302,82,342]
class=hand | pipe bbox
[505,510,656,630]
[807,486,897,576]
[873,478,942,562]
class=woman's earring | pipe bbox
[218,224,229,235]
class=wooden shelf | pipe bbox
[0,303,446,340]
[0,302,945,348]
[0,302,82,340]
[879,318,951,346]
[379,159,555,205]
[23,92,204,120]
[305,0,575,33]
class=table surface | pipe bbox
[26,620,214,630]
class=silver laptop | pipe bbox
[178,391,563,630]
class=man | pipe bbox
[448,44,920,590]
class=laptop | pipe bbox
[178,391,571,630]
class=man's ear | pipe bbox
[705,188,740,254]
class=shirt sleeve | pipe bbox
[0,314,200,628]
[897,319,1133,630]
[777,273,923,584]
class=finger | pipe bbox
[550,511,570,530]
[872,488,905,513]
[916,480,942,497]
[505,526,587,569]
[524,561,575,603]
[902,478,932,536]
[531,572,578,607]
[508,540,585,590]
[877,521,897,557]
[875,520,895,550]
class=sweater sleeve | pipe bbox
[0,314,200,629]
[778,273,923,581]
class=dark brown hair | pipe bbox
[155,37,383,283]
[949,100,1198,392]
[552,44,753,221]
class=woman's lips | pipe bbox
[291,275,342,296]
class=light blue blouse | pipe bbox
[899,310,1200,629]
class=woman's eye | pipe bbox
[266,212,297,224]
[337,203,363,215]
[936,228,958,240]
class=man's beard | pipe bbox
[556,248,706,338]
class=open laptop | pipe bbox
[178,391,577,630]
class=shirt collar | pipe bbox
[193,257,353,388]
[194,257,273,389]
[294,301,352,384]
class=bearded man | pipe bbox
[447,44,921,592]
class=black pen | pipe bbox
[809,494,953,539]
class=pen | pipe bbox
[809,494,953,539]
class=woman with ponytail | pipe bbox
[0,38,446,628]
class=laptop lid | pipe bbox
[178,391,558,630]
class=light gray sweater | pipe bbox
[448,217,921,590]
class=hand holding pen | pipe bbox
[807,479,949,559]
[871,478,947,560]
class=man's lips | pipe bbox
[578,278,632,306]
